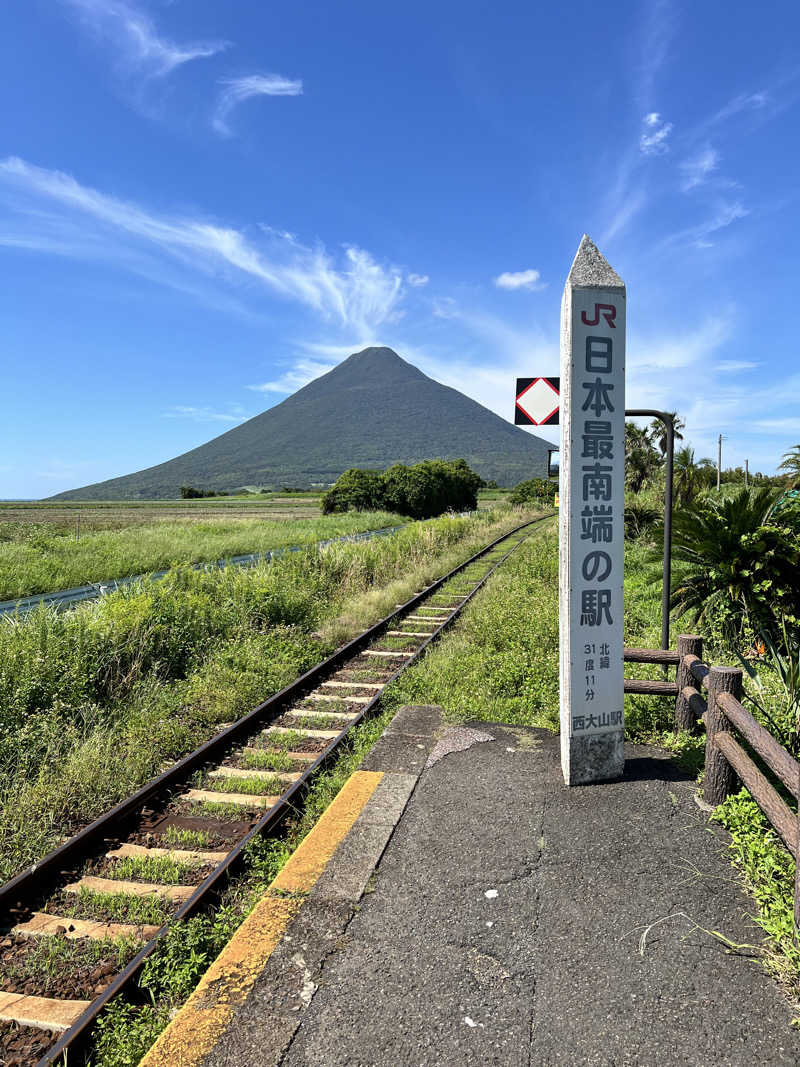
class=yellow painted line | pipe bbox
[271,770,383,894]
[140,769,383,1067]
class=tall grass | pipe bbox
[0,509,533,880]
[0,510,403,600]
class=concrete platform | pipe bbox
[150,706,800,1067]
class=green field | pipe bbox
[0,497,407,601]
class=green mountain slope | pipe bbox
[53,347,553,499]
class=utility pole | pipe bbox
[745,459,749,487]
[717,434,722,491]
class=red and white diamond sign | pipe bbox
[515,377,560,425]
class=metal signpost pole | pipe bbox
[625,409,674,654]
[559,236,626,786]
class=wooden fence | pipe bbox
[624,636,800,931]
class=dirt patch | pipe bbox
[132,809,254,849]
[0,1020,54,1066]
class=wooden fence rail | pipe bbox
[623,636,800,932]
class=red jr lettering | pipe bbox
[581,303,616,328]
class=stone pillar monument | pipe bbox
[559,236,626,785]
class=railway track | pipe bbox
[0,516,547,1066]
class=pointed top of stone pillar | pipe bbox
[566,234,625,291]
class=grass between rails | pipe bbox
[0,509,403,600]
[0,508,538,882]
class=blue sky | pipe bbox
[1,0,799,497]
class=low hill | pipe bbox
[53,347,553,498]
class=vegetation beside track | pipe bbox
[0,508,404,601]
[0,508,539,883]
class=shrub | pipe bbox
[321,469,386,514]
[667,486,800,644]
[322,459,481,519]
[624,501,660,541]
[509,478,555,507]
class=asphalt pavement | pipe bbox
[207,710,800,1067]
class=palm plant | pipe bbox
[650,412,685,457]
[668,486,799,643]
[673,446,700,506]
[778,444,800,487]
[625,423,661,493]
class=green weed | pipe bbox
[54,887,171,926]
[189,799,260,818]
[712,790,799,997]
[239,748,294,772]
[204,774,284,796]
[91,1000,170,1067]
[162,825,211,850]
[2,932,139,993]
[106,854,195,885]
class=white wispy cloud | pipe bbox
[163,405,250,423]
[599,186,647,246]
[639,111,672,155]
[494,269,545,292]
[713,90,769,123]
[64,0,227,78]
[636,1,674,109]
[407,273,429,287]
[213,74,303,136]
[681,200,749,248]
[753,416,800,435]
[248,359,335,394]
[432,296,459,319]
[715,359,760,373]
[679,145,719,191]
[0,157,405,337]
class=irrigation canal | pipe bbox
[0,524,409,619]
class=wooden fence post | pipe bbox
[704,666,743,806]
[675,634,703,732]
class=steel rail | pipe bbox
[0,515,551,1067]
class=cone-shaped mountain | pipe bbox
[54,347,552,499]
